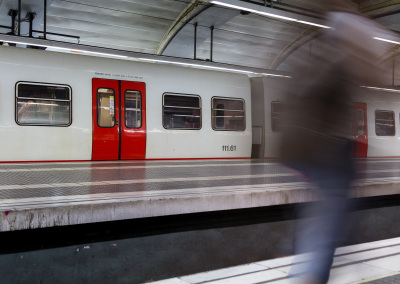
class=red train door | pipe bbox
[120,81,146,159]
[92,78,146,160]
[353,102,368,157]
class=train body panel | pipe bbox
[250,76,288,159]
[143,65,251,159]
[2,45,399,162]
[0,45,251,161]
[352,89,400,158]
[0,48,92,161]
[252,75,400,159]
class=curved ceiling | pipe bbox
[0,0,399,77]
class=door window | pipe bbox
[356,109,365,135]
[97,88,115,128]
[125,90,142,129]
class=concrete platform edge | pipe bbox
[0,182,399,231]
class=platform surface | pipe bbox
[1,159,400,231]
[150,237,400,284]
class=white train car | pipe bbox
[0,45,252,162]
[250,76,289,159]
[251,76,400,159]
[353,87,400,158]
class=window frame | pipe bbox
[211,96,246,131]
[15,81,72,127]
[162,92,202,130]
[356,108,366,136]
[96,87,116,128]
[124,89,142,129]
[375,110,395,136]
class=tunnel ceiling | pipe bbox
[0,0,399,71]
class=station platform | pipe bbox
[151,236,400,284]
[0,158,400,231]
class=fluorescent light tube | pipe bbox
[3,39,128,58]
[139,58,290,77]
[361,86,400,93]
[210,0,330,29]
[139,58,255,74]
[374,37,400,45]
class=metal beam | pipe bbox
[194,22,197,59]
[8,10,17,34]
[210,26,214,62]
[18,0,21,36]
[44,0,47,39]
[27,13,35,38]
[32,30,80,40]
[156,0,208,55]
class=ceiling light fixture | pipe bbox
[261,73,291,78]
[3,39,128,59]
[138,58,291,77]
[373,37,400,45]
[361,86,400,93]
[138,58,255,74]
[209,0,330,29]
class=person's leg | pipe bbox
[291,168,352,283]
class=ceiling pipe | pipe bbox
[27,12,35,37]
[32,30,80,41]
[44,0,47,39]
[8,10,17,34]
[18,0,21,36]
[194,22,197,59]
[210,26,214,62]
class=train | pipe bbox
[0,44,398,162]
[252,75,400,159]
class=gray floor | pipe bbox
[1,159,400,283]
[0,158,399,201]
[151,237,400,284]
[1,158,400,231]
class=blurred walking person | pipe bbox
[280,1,391,283]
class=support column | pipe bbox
[27,13,35,37]
[44,0,47,39]
[18,0,21,36]
[194,22,197,60]
[210,26,214,62]
[8,10,17,34]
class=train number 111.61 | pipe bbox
[222,145,236,151]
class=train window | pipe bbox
[356,109,365,136]
[16,82,71,126]
[212,97,245,131]
[125,90,142,129]
[97,88,115,128]
[163,93,201,130]
[375,110,395,136]
[271,101,285,132]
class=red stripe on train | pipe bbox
[0,157,251,163]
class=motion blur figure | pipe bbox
[280,1,389,283]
